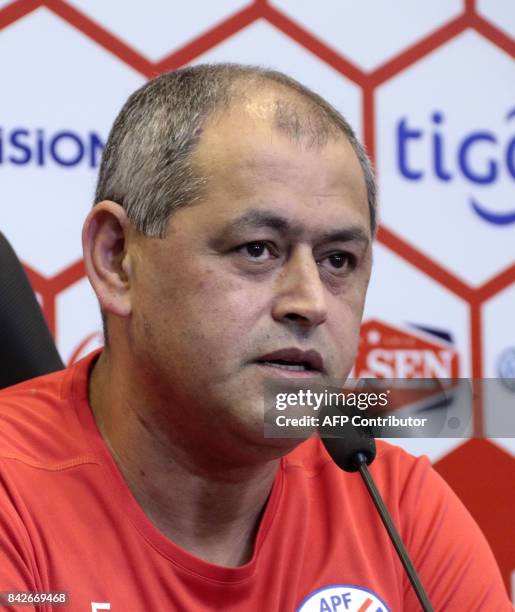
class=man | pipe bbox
[0,64,511,611]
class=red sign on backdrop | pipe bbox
[355,319,460,379]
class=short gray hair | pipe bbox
[95,63,377,236]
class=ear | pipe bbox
[82,201,133,318]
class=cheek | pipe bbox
[157,267,268,343]
[331,307,361,350]
[346,271,370,319]
[199,277,267,338]
[327,290,367,362]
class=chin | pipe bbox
[243,432,307,463]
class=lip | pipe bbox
[254,348,325,377]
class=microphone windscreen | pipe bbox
[319,403,376,472]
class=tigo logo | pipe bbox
[396,109,515,225]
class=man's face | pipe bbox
[126,103,372,451]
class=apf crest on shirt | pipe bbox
[297,584,389,612]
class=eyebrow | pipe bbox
[215,209,370,246]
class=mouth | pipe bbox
[254,348,324,376]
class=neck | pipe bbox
[88,349,280,567]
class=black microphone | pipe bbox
[319,411,434,612]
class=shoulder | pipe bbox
[285,435,427,487]
[0,351,100,467]
[286,437,511,608]
[283,436,436,528]
[284,436,472,541]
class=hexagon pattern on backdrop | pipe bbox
[0,8,144,276]
[478,0,515,40]
[65,0,252,61]
[0,0,513,600]
[269,0,463,71]
[376,30,514,286]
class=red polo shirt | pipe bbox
[0,352,511,611]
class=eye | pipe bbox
[319,251,357,273]
[238,241,276,261]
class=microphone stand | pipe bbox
[354,451,434,612]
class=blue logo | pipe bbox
[396,109,515,226]
[498,347,515,392]
[0,126,105,168]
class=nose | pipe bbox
[271,247,328,330]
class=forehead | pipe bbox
[184,101,370,235]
